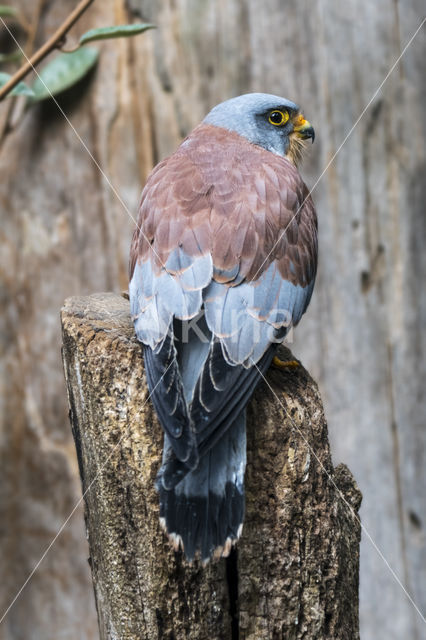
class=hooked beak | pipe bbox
[293,114,315,143]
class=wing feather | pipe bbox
[129,123,317,473]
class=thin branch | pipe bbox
[0,0,96,102]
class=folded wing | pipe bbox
[129,124,317,469]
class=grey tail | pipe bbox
[157,410,246,562]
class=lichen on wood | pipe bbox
[61,292,362,640]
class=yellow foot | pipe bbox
[272,356,299,370]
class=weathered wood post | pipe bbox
[61,292,362,640]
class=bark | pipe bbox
[61,292,362,640]
[2,2,424,639]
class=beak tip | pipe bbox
[294,119,315,143]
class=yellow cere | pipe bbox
[268,110,289,126]
[293,113,307,129]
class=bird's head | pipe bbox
[203,92,314,165]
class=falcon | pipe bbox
[129,93,317,562]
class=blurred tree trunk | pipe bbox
[0,1,424,639]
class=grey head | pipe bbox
[203,92,314,162]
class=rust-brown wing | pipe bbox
[129,124,317,361]
[129,124,317,470]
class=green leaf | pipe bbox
[0,50,22,63]
[0,5,18,17]
[0,71,34,97]
[30,47,99,102]
[78,23,156,46]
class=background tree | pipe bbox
[0,1,424,639]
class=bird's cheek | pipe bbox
[282,135,291,155]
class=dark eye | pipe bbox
[268,110,289,126]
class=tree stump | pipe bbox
[61,292,362,640]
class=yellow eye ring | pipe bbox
[268,110,289,126]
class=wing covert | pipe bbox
[129,123,317,471]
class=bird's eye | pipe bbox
[268,110,289,126]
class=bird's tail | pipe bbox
[157,411,246,562]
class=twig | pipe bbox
[0,0,96,102]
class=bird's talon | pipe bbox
[272,356,299,370]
